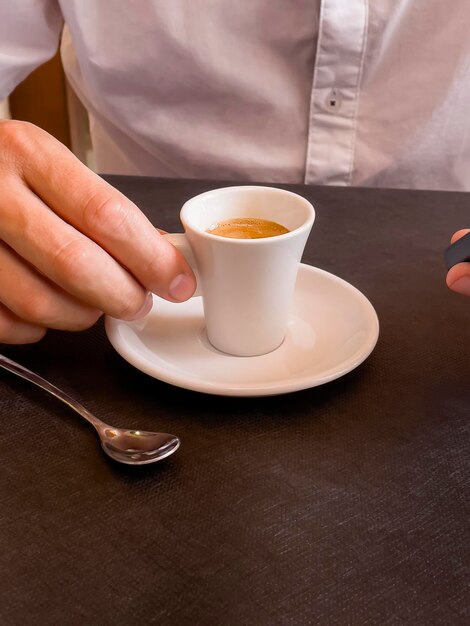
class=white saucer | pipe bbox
[105,265,379,397]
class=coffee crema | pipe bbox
[206,217,289,239]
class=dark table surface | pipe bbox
[1,176,469,626]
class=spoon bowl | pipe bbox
[99,427,180,465]
[0,354,180,465]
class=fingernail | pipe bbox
[169,273,195,301]
[130,292,153,320]
[450,276,470,295]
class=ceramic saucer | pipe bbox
[105,265,379,397]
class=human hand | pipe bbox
[0,120,196,344]
[446,229,470,296]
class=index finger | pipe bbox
[21,124,196,302]
[450,228,470,245]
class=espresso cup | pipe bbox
[164,186,315,357]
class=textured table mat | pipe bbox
[0,176,469,625]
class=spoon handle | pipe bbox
[0,353,104,431]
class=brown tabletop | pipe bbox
[1,176,469,625]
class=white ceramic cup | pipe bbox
[164,186,315,357]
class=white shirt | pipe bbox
[1,1,470,191]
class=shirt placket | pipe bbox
[305,0,368,185]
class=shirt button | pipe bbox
[324,88,341,112]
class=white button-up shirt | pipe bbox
[1,1,470,191]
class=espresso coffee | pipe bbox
[207,217,289,239]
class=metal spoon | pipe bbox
[0,353,180,465]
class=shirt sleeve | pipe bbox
[0,0,63,100]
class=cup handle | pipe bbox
[162,233,202,297]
